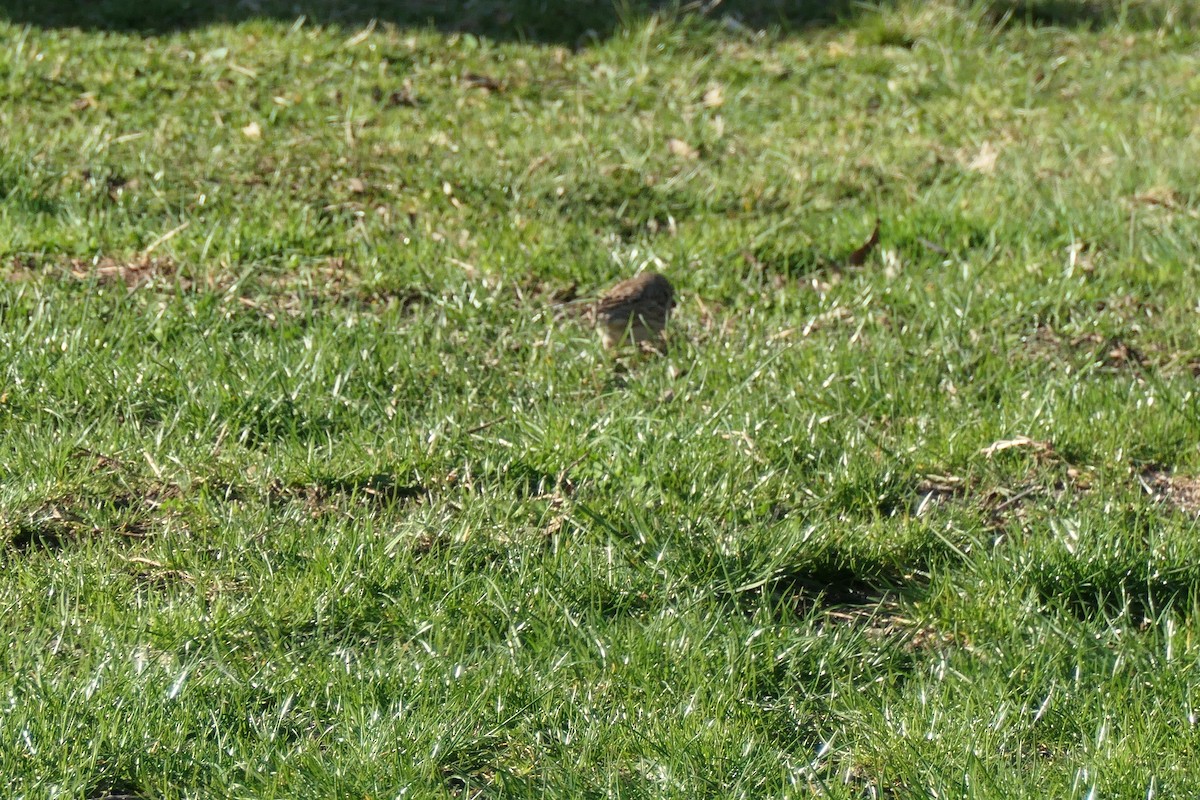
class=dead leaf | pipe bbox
[847,218,881,266]
[241,121,262,140]
[701,84,724,108]
[347,177,366,194]
[980,436,1054,458]
[667,138,699,160]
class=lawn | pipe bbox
[3,0,1200,796]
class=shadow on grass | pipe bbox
[0,0,885,42]
[2,0,1187,39]
[270,471,430,512]
[1032,560,1200,621]
[5,518,77,553]
[3,502,93,553]
[1030,508,1200,621]
[984,0,1193,30]
[88,781,147,800]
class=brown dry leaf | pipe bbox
[847,218,881,266]
[241,121,262,140]
[980,436,1054,458]
[72,93,98,111]
[347,177,366,194]
[667,137,699,160]
[961,141,998,174]
[701,84,725,108]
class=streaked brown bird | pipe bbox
[593,272,675,350]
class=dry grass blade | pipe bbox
[980,436,1055,459]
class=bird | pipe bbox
[592,272,675,350]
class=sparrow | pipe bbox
[593,272,675,350]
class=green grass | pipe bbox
[3,0,1200,796]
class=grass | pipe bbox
[3,0,1200,796]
